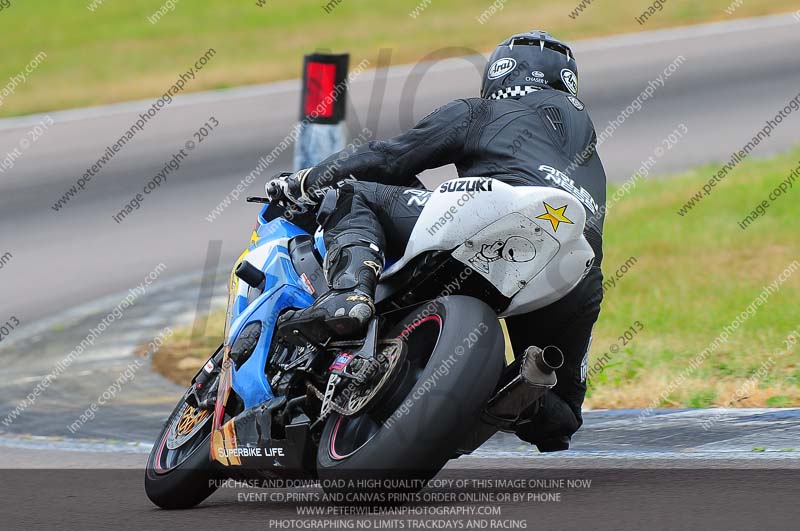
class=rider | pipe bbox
[265,31,606,452]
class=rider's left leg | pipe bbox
[288,234,384,339]
[287,181,424,340]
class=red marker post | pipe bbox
[294,53,350,170]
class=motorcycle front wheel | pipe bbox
[145,348,222,509]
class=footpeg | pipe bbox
[277,309,330,347]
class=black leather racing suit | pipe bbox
[305,88,606,451]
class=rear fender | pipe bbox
[383,178,594,315]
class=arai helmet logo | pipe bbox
[561,69,578,95]
[531,71,545,78]
[488,58,517,80]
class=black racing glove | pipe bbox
[264,168,317,213]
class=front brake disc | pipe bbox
[166,400,212,450]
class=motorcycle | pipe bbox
[145,176,593,509]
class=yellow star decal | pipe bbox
[536,202,574,232]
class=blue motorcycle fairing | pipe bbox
[227,215,315,409]
[231,204,398,410]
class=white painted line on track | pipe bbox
[0,13,796,131]
[574,12,799,52]
[0,433,153,454]
[3,433,798,460]
[472,449,800,460]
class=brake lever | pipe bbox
[246,196,271,204]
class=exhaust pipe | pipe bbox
[530,345,564,377]
[484,345,564,425]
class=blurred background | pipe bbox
[1,0,798,117]
[0,0,799,448]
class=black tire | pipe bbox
[145,385,220,509]
[316,295,505,489]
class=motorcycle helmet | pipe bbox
[481,30,578,100]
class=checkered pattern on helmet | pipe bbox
[488,86,542,100]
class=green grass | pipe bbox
[1,0,797,116]
[154,147,800,407]
[585,147,800,408]
[149,309,227,386]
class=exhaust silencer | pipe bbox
[483,345,564,426]
[529,345,565,377]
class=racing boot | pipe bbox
[285,238,383,343]
[514,391,581,452]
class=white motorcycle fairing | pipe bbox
[382,178,595,317]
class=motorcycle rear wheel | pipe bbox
[316,296,505,494]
